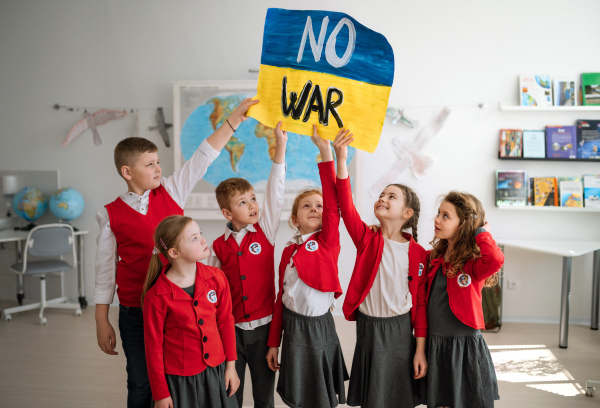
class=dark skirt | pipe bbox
[347,311,424,408]
[277,306,349,408]
[427,267,499,408]
[166,362,238,408]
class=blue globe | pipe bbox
[49,187,85,221]
[12,187,48,222]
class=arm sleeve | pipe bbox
[206,245,222,269]
[318,161,340,248]
[336,176,369,247]
[470,232,505,282]
[258,162,287,245]
[215,272,237,361]
[143,297,170,401]
[93,209,117,304]
[413,249,429,337]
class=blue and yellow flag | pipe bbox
[247,8,394,153]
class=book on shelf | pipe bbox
[496,170,527,206]
[520,75,552,107]
[546,125,576,159]
[558,178,583,207]
[522,130,546,158]
[581,73,600,106]
[532,177,558,206]
[583,174,600,207]
[576,120,600,159]
[553,78,577,106]
[499,129,522,157]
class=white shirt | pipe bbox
[93,140,219,305]
[359,237,412,318]
[206,162,286,330]
[281,231,335,317]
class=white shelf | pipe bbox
[497,206,600,213]
[498,103,600,112]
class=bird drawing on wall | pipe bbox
[149,107,172,147]
[62,109,128,146]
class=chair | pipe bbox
[3,224,82,324]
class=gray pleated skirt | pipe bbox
[165,362,238,408]
[277,306,349,408]
[347,311,424,408]
[427,267,499,408]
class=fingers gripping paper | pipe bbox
[247,8,394,153]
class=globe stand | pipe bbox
[14,222,38,231]
[56,219,79,232]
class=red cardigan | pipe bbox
[425,231,504,330]
[143,263,236,401]
[267,161,342,348]
[337,176,428,337]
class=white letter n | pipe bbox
[297,16,329,63]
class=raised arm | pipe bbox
[206,98,259,151]
[470,225,505,282]
[311,126,338,247]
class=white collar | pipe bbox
[285,229,321,247]
[224,221,257,241]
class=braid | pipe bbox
[388,183,421,242]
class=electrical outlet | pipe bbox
[507,279,518,289]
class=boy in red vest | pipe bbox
[94,98,257,408]
[207,121,287,408]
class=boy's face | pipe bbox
[222,188,259,230]
[124,151,162,194]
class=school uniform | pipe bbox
[336,175,427,408]
[267,161,348,408]
[143,262,238,408]
[425,229,504,408]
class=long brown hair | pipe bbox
[386,184,421,242]
[429,191,498,287]
[288,188,323,235]
[141,215,193,307]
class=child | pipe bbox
[142,215,239,408]
[94,98,257,407]
[265,126,349,408]
[333,131,428,408]
[207,121,287,408]
[426,191,504,408]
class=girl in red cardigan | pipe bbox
[141,215,239,408]
[333,131,428,408]
[426,192,504,408]
[265,126,349,408]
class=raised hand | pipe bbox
[332,128,354,162]
[311,124,333,162]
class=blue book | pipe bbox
[546,126,576,159]
[577,120,600,159]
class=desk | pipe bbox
[496,239,600,348]
[0,228,89,312]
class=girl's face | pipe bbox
[174,221,210,262]
[374,185,406,223]
[434,200,460,243]
[292,193,323,235]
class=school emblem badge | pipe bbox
[249,242,262,255]
[207,290,217,303]
[418,263,424,277]
[457,272,471,288]
[305,240,319,252]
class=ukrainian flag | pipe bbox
[247,8,394,153]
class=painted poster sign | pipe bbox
[247,8,394,153]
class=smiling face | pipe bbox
[292,193,323,235]
[124,151,162,195]
[175,220,210,263]
[434,200,461,244]
[374,185,409,223]
[223,188,259,231]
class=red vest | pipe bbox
[106,185,183,307]
[212,224,275,324]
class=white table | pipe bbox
[0,227,89,312]
[496,239,600,348]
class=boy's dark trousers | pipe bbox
[235,322,275,408]
[119,305,153,408]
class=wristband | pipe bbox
[226,119,236,132]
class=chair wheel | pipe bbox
[39,317,47,325]
[586,387,595,397]
[75,309,82,316]
[4,314,11,322]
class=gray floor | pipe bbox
[0,304,599,407]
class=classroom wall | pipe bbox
[0,0,599,324]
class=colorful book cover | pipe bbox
[499,129,522,157]
[582,73,600,106]
[533,177,558,206]
[558,179,583,207]
[496,170,527,206]
[545,126,576,159]
[583,174,600,207]
[520,75,552,107]
[553,78,577,106]
[576,120,600,159]
[522,130,546,158]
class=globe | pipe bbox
[49,187,85,221]
[12,187,48,222]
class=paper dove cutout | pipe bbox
[148,107,172,147]
[62,109,127,146]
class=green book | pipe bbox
[582,73,600,106]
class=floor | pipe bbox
[0,304,599,407]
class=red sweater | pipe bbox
[212,223,276,324]
[267,161,342,348]
[105,185,183,307]
[337,176,428,337]
[425,231,504,330]
[143,262,237,401]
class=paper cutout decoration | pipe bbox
[62,109,127,146]
[148,107,172,147]
[247,8,394,153]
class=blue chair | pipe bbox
[3,224,82,324]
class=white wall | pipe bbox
[1,0,599,324]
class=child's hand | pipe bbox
[367,224,381,233]
[311,125,333,162]
[96,319,118,355]
[225,361,240,397]
[155,397,173,408]
[413,350,428,379]
[228,98,259,129]
[274,121,287,164]
[266,347,280,372]
[332,128,354,162]
[481,220,491,233]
